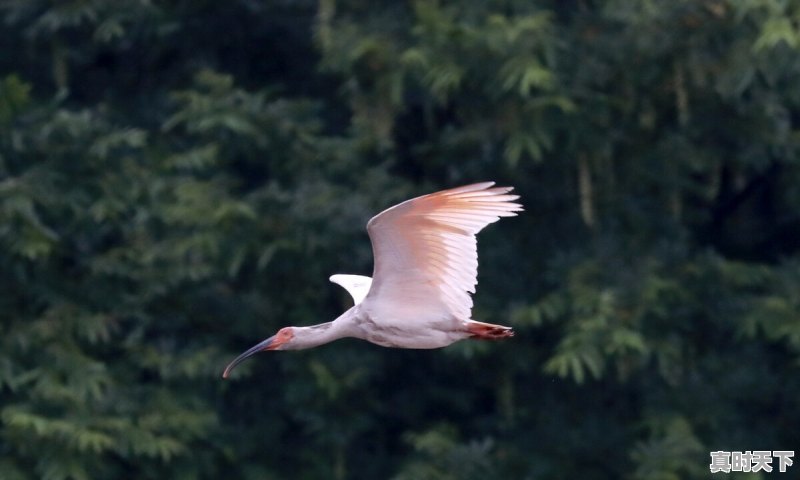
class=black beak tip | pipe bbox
[221,336,274,380]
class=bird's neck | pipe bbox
[290,308,360,350]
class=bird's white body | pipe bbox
[357,303,470,349]
[223,182,522,377]
[327,274,469,348]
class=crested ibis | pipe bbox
[222,182,522,378]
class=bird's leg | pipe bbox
[465,320,514,340]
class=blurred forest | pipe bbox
[2,1,800,479]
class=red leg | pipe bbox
[466,321,514,340]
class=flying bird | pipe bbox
[223,182,522,378]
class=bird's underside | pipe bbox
[329,270,515,348]
[360,323,514,349]
[353,304,514,349]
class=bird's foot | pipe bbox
[466,321,514,340]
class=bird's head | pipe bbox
[222,327,295,378]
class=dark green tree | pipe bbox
[1,1,799,479]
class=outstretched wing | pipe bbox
[329,274,373,305]
[364,182,522,321]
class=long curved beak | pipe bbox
[222,336,275,379]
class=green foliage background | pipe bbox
[1,1,799,478]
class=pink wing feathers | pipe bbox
[364,182,522,321]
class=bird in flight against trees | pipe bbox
[223,182,522,378]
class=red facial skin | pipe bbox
[222,327,294,378]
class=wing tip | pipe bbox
[441,181,497,195]
[450,183,517,195]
